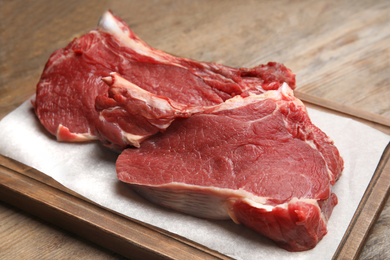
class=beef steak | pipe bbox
[34,11,295,149]
[116,84,344,251]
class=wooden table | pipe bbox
[1,0,389,259]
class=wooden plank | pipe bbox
[0,155,232,260]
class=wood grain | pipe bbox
[0,203,125,260]
[0,0,389,259]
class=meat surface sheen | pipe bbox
[34,11,295,147]
[116,84,344,251]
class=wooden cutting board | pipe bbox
[0,104,388,259]
[1,0,389,259]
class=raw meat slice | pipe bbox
[116,84,344,251]
[33,11,295,147]
[96,72,205,148]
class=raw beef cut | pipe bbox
[33,10,344,252]
[96,73,205,148]
[33,11,295,149]
[116,84,344,252]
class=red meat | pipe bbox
[33,11,343,251]
[116,85,343,251]
[34,11,295,148]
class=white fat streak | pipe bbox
[211,82,294,113]
[123,132,147,148]
[98,11,166,63]
[149,121,173,130]
[243,197,318,210]
[56,124,97,142]
[98,111,149,148]
[304,139,317,150]
[111,73,186,115]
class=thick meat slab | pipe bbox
[116,85,344,251]
[34,11,295,148]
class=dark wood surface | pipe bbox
[1,0,389,259]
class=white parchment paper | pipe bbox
[0,99,389,260]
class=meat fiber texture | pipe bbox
[117,84,343,251]
[33,11,344,252]
[34,11,295,150]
